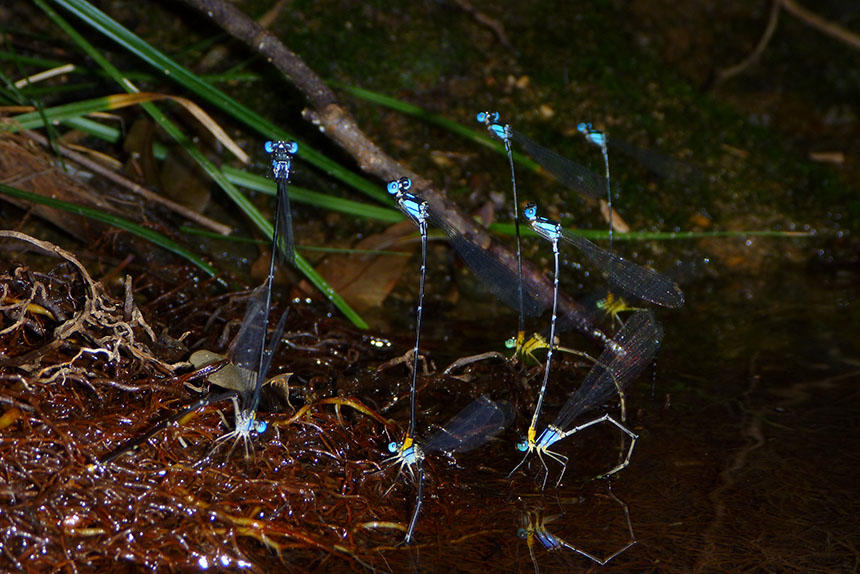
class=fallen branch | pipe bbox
[23,130,232,235]
[783,0,860,50]
[719,0,860,83]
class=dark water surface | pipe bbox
[358,248,860,573]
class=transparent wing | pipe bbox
[231,286,269,396]
[445,231,546,318]
[424,396,515,454]
[559,230,684,308]
[275,179,295,266]
[608,137,704,185]
[509,129,605,200]
[553,310,662,430]
[259,309,289,385]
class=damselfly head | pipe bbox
[265,140,299,178]
[578,123,606,147]
[476,110,500,125]
[386,177,412,198]
[516,527,529,540]
[234,408,267,437]
[523,203,538,222]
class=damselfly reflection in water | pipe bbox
[517,486,636,573]
[97,287,289,465]
[383,396,514,543]
[511,310,663,489]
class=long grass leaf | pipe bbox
[180,227,409,256]
[333,81,541,173]
[8,92,248,162]
[50,0,388,205]
[11,110,401,223]
[0,182,219,278]
[488,222,812,240]
[222,167,403,222]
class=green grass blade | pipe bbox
[0,50,68,69]
[8,94,135,130]
[333,81,541,173]
[8,102,402,225]
[488,222,812,240]
[0,49,260,86]
[8,107,401,224]
[222,167,403,223]
[180,227,409,256]
[0,182,219,278]
[50,0,388,205]
[62,116,141,146]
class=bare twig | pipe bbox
[450,0,514,52]
[443,351,508,375]
[782,0,860,50]
[719,0,860,83]
[23,130,232,235]
[718,0,782,83]
[377,348,430,376]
